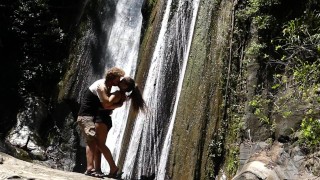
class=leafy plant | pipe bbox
[270,7,320,152]
[11,0,66,98]
[249,95,271,124]
[300,117,320,151]
[225,145,239,176]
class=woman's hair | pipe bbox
[104,67,125,82]
[121,77,146,112]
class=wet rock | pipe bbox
[238,141,270,170]
[233,161,280,180]
[6,96,48,160]
[233,142,318,180]
[0,152,98,180]
[303,151,320,176]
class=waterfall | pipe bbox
[103,0,143,75]
[96,0,199,178]
[121,0,174,177]
[120,0,200,179]
[156,0,200,179]
[100,0,144,173]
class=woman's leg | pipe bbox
[95,122,118,174]
[94,122,108,172]
[94,147,101,172]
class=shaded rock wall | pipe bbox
[56,0,118,172]
[116,0,165,170]
[168,0,234,179]
[1,0,89,172]
[58,0,117,103]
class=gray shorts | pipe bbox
[77,116,96,143]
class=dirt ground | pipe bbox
[0,152,110,180]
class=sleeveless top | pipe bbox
[78,79,112,117]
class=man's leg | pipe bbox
[86,141,96,171]
[77,116,97,173]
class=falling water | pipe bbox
[156,0,200,179]
[103,0,143,75]
[100,0,144,173]
[121,0,174,177]
[120,0,200,179]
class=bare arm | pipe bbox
[97,84,115,108]
[106,100,123,109]
[97,85,123,109]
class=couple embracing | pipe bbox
[77,67,145,178]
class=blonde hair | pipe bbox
[104,67,125,82]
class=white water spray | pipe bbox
[101,0,144,173]
[156,0,200,179]
[121,0,174,178]
[100,0,200,178]
[121,0,200,179]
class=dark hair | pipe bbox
[121,77,146,112]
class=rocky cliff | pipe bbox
[1,0,320,179]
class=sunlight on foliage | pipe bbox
[300,117,320,151]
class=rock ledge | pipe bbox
[0,152,103,180]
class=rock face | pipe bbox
[168,0,234,179]
[233,142,317,180]
[6,96,48,160]
[1,0,93,173]
[4,96,79,172]
[0,152,100,180]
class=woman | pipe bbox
[77,67,125,177]
[92,76,146,178]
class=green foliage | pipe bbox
[293,63,320,90]
[249,95,271,124]
[209,131,224,159]
[300,117,320,151]
[225,145,239,176]
[236,0,279,28]
[11,0,66,97]
[253,15,273,30]
[216,0,320,177]
[224,114,242,177]
[237,0,278,18]
[246,42,266,57]
[271,9,320,101]
[268,2,320,152]
[275,11,320,67]
[208,129,225,178]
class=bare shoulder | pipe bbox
[112,91,122,96]
[110,91,122,101]
[112,91,126,102]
